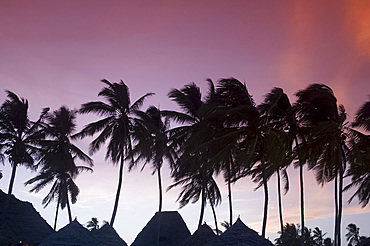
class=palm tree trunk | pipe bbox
[295,136,305,246]
[227,173,233,225]
[110,156,124,226]
[157,167,163,212]
[277,169,284,238]
[337,152,344,246]
[2,164,17,219]
[54,199,60,230]
[338,171,343,246]
[198,185,206,229]
[299,161,305,246]
[211,195,219,236]
[261,157,268,238]
[334,173,338,246]
[7,164,17,195]
[66,192,72,223]
[208,191,219,235]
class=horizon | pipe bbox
[0,0,369,245]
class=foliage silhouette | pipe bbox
[77,79,153,226]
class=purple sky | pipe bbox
[1,0,369,244]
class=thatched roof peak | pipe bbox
[0,189,54,245]
[39,219,103,246]
[181,223,216,246]
[131,211,191,246]
[204,217,273,246]
[94,223,127,246]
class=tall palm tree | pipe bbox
[25,106,92,228]
[257,87,306,246]
[345,223,360,246]
[201,78,259,227]
[165,81,222,229]
[344,98,370,207]
[207,78,278,237]
[257,88,294,236]
[129,106,176,211]
[0,91,48,217]
[294,84,348,246]
[77,79,153,226]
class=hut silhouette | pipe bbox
[0,189,54,245]
[39,219,102,246]
[131,211,191,246]
[180,223,216,246]
[204,218,274,246]
[94,223,128,246]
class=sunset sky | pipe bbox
[0,0,369,244]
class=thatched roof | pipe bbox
[94,223,128,246]
[0,189,54,245]
[180,223,216,246]
[359,237,370,246]
[204,218,273,246]
[39,219,103,246]
[131,211,191,246]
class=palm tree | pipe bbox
[129,106,176,211]
[312,227,326,246]
[275,223,300,246]
[345,98,370,207]
[257,88,294,236]
[345,223,360,246]
[77,79,153,226]
[294,84,348,246]
[25,106,93,228]
[207,78,278,237]
[168,154,221,229]
[0,91,48,217]
[165,81,222,229]
[257,87,306,246]
[201,78,259,228]
[86,217,100,231]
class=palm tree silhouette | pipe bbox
[312,227,326,246]
[345,98,370,207]
[25,106,92,229]
[346,223,360,246]
[129,106,176,212]
[165,81,221,229]
[294,84,348,246]
[256,87,293,237]
[0,90,49,217]
[86,217,100,231]
[201,78,259,227]
[77,79,153,226]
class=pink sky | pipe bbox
[1,0,369,244]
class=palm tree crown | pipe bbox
[77,79,153,226]
[25,106,92,228]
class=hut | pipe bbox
[94,223,128,246]
[180,223,217,246]
[359,237,370,246]
[204,218,274,246]
[131,211,191,246]
[0,189,54,245]
[39,219,103,246]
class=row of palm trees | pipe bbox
[0,79,368,246]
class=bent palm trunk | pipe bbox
[157,167,163,212]
[110,157,124,226]
[2,165,18,219]
[261,157,268,238]
[277,169,284,238]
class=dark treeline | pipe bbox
[0,78,369,246]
